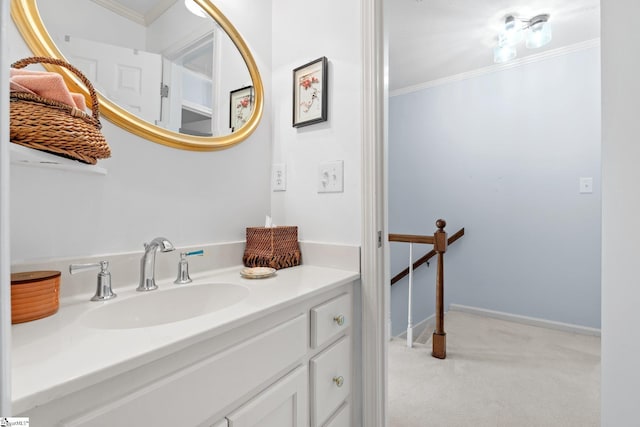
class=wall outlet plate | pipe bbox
[272,163,286,191]
[318,160,344,193]
[579,177,593,194]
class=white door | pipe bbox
[226,366,308,427]
[61,36,162,125]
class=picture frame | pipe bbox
[292,56,328,128]
[229,86,254,132]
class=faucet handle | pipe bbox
[69,260,106,274]
[174,249,204,285]
[184,249,204,257]
[69,260,117,301]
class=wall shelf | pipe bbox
[10,144,107,175]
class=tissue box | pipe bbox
[243,226,301,270]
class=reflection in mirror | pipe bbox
[11,0,263,151]
[38,0,251,137]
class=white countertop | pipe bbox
[11,264,359,414]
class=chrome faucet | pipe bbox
[137,237,175,291]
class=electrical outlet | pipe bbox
[272,163,286,191]
[318,160,344,193]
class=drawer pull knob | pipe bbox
[333,314,345,326]
[333,376,345,388]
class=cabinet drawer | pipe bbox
[311,293,351,349]
[324,402,350,427]
[310,336,351,427]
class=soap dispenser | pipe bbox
[174,250,204,284]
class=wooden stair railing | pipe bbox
[389,220,464,360]
[390,227,465,285]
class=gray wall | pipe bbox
[389,47,601,335]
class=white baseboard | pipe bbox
[396,314,436,342]
[449,304,601,337]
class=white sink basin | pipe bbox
[81,283,249,329]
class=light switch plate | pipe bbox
[579,177,593,194]
[318,160,344,193]
[272,163,286,191]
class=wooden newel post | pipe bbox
[432,219,447,359]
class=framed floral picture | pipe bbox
[230,86,254,132]
[293,57,328,128]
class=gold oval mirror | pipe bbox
[10,0,264,151]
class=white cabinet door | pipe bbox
[324,403,350,427]
[61,36,162,124]
[226,366,308,427]
[61,315,307,427]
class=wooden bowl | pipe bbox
[11,270,61,324]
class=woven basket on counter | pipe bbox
[243,226,301,270]
[10,56,111,165]
[11,270,61,324]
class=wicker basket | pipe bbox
[10,56,111,165]
[11,270,61,324]
[243,226,301,270]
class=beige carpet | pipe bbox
[388,311,600,427]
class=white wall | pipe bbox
[270,0,362,245]
[601,1,640,424]
[36,1,146,50]
[389,47,602,335]
[8,0,272,262]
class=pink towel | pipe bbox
[10,68,87,111]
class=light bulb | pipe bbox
[493,44,517,64]
[498,15,523,47]
[184,0,208,18]
[526,15,552,48]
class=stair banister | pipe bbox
[432,219,447,359]
[407,242,414,348]
[389,219,462,359]
[390,227,465,286]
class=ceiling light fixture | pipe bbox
[493,13,552,64]
[184,0,208,18]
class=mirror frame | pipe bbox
[10,0,264,151]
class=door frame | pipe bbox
[360,0,388,425]
[0,0,13,415]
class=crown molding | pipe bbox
[89,0,176,26]
[390,38,601,98]
[144,0,176,25]
[89,0,145,25]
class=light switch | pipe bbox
[579,177,593,194]
[318,161,344,193]
[272,163,286,191]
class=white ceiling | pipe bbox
[387,0,600,92]
[95,0,600,93]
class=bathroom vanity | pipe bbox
[11,260,360,426]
